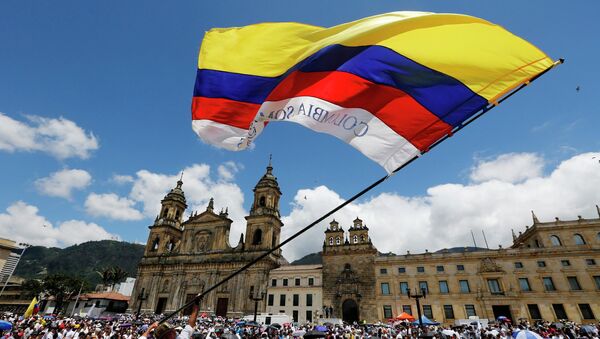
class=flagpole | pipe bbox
[158,58,563,324]
[71,280,84,317]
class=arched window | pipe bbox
[175,210,180,220]
[151,238,159,251]
[353,235,358,244]
[573,233,586,245]
[259,196,266,207]
[597,232,600,242]
[329,237,333,246]
[550,235,562,246]
[360,234,366,242]
[335,236,341,245]
[161,209,168,218]
[252,229,263,245]
[166,241,175,252]
[534,239,541,248]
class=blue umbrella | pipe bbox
[512,330,543,339]
[411,315,440,326]
[315,325,328,331]
[0,320,12,331]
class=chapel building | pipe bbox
[129,162,283,317]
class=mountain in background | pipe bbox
[14,240,145,286]
[291,251,322,265]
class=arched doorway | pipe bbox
[342,299,359,323]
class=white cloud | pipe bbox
[218,161,242,181]
[280,152,600,261]
[470,153,544,183]
[57,220,120,246]
[112,174,134,184]
[35,169,92,199]
[127,164,247,243]
[0,112,98,159]
[84,193,144,221]
[89,163,247,243]
[0,201,118,247]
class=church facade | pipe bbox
[129,163,284,317]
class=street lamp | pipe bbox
[0,243,31,297]
[407,287,427,332]
[248,289,266,323]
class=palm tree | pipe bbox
[96,267,114,291]
[111,266,128,287]
[96,266,129,292]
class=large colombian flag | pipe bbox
[192,12,554,173]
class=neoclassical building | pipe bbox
[130,162,284,317]
[322,210,600,324]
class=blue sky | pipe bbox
[1,1,599,260]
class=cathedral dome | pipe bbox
[254,158,281,193]
[255,165,280,190]
[163,179,187,205]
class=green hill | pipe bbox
[15,240,145,286]
[291,251,322,265]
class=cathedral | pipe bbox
[129,161,284,317]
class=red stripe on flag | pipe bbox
[192,97,259,130]
[267,70,452,151]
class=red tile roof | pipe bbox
[81,292,130,301]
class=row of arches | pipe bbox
[328,234,367,246]
[150,236,177,252]
[161,207,182,221]
[549,232,599,246]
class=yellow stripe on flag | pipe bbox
[197,11,552,101]
[23,297,37,318]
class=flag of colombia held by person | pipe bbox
[192,12,554,173]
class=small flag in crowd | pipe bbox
[23,297,39,318]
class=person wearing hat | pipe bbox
[139,298,199,339]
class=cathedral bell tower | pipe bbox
[324,219,345,247]
[144,178,187,256]
[245,157,283,256]
[348,217,370,245]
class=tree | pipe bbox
[42,274,86,315]
[21,279,43,298]
[111,266,128,286]
[96,267,114,289]
[96,266,129,291]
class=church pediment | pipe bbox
[185,210,230,224]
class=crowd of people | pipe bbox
[1,307,599,339]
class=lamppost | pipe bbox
[248,289,266,323]
[407,287,427,332]
[136,287,149,320]
[0,243,30,297]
